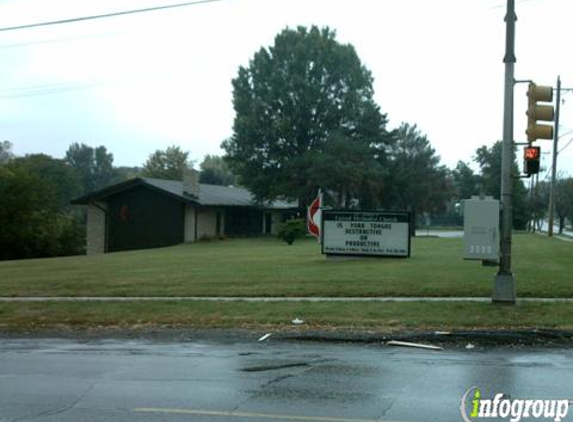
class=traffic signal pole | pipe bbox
[493,0,517,303]
[547,76,561,237]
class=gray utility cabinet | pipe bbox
[463,197,500,261]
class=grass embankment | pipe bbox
[2,301,573,331]
[0,234,571,331]
[0,234,570,298]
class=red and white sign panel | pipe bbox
[307,193,322,240]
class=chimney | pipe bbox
[183,168,199,198]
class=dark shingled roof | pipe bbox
[71,177,297,210]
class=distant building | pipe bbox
[72,170,297,254]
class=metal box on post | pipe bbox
[463,197,500,261]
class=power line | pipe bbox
[558,129,573,139]
[558,138,573,154]
[0,31,121,49]
[539,138,573,181]
[0,81,104,99]
[0,0,232,32]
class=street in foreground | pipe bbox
[1,336,572,422]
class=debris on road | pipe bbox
[465,343,476,350]
[386,340,443,351]
[258,333,272,342]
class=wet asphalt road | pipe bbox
[1,337,572,422]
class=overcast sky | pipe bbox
[1,0,572,179]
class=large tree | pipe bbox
[0,162,84,260]
[474,141,529,230]
[199,154,236,186]
[13,154,82,212]
[382,123,451,228]
[223,26,390,207]
[308,134,384,209]
[65,142,115,193]
[452,161,480,200]
[142,145,192,180]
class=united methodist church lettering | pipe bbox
[321,211,411,258]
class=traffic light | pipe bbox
[526,83,554,142]
[523,146,541,175]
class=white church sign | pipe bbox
[321,210,411,258]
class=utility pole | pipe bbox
[493,0,517,303]
[547,76,561,237]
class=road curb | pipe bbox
[1,326,572,348]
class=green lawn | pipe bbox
[0,233,571,298]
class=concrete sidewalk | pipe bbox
[1,296,572,302]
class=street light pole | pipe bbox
[547,76,561,237]
[493,0,517,303]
